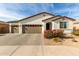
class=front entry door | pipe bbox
[46,22,52,30]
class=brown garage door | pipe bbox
[0,24,9,33]
[22,25,42,33]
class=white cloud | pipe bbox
[0,3,55,21]
[0,4,26,21]
[0,11,25,21]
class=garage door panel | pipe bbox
[11,26,19,33]
[23,25,42,33]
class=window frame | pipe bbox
[60,22,67,29]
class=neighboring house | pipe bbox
[0,21,9,33]
[73,20,79,30]
[8,12,75,34]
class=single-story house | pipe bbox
[8,12,76,34]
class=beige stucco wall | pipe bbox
[51,18,74,33]
[53,18,74,30]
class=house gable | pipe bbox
[17,12,55,24]
[42,15,75,23]
[42,16,61,23]
[52,16,75,21]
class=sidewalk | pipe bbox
[0,45,79,56]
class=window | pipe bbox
[60,22,67,28]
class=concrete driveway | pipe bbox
[0,34,42,45]
[0,33,43,56]
[0,34,79,56]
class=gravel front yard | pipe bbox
[44,35,79,47]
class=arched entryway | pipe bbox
[46,22,52,30]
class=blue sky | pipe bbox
[0,3,79,21]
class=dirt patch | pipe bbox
[44,36,79,47]
[44,38,63,45]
